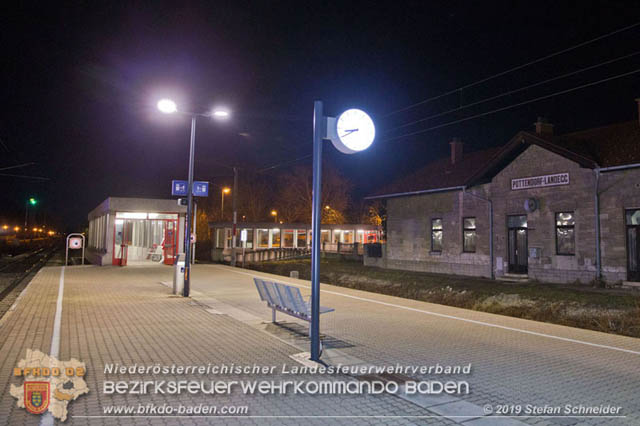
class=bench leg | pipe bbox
[272,307,276,323]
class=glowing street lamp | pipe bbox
[14,226,20,232]
[157,98,230,298]
[2,225,8,230]
[308,102,375,361]
[271,210,278,223]
[221,187,231,219]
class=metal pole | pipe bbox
[594,170,601,281]
[231,167,238,266]
[221,192,224,219]
[192,201,197,265]
[24,201,28,229]
[184,115,196,298]
[310,100,323,361]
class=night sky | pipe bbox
[2,1,639,230]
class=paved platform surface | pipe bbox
[190,264,640,426]
[0,263,638,425]
[0,265,457,425]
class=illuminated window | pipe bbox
[431,218,443,252]
[271,229,281,248]
[297,230,307,247]
[556,212,575,255]
[463,217,476,253]
[258,229,269,248]
[283,230,294,248]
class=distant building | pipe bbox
[86,197,187,266]
[208,221,381,262]
[366,99,640,285]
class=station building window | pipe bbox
[463,217,476,253]
[258,229,269,248]
[321,230,330,243]
[556,212,575,255]
[343,230,354,244]
[332,230,342,244]
[297,230,307,247]
[283,230,294,248]
[431,218,443,252]
[271,229,281,248]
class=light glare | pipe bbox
[157,99,178,114]
[212,109,230,119]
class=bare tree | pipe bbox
[275,164,352,223]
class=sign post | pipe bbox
[65,233,85,266]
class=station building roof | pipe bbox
[368,117,640,200]
[88,197,187,220]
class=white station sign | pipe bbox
[68,237,83,249]
[511,173,569,191]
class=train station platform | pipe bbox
[1,263,639,425]
[0,264,449,425]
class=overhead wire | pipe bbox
[385,50,640,133]
[382,21,640,118]
[382,67,640,142]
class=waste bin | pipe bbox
[173,254,185,295]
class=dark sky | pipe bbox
[2,1,639,230]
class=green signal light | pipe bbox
[29,198,37,205]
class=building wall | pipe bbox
[599,167,640,282]
[490,145,597,283]
[379,144,639,284]
[385,185,492,277]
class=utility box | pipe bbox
[173,254,185,295]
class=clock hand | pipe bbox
[340,128,359,137]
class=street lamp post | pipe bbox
[309,101,375,361]
[221,187,231,219]
[271,210,278,223]
[157,98,229,298]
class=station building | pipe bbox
[209,221,380,262]
[86,197,187,266]
[367,100,640,285]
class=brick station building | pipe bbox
[367,100,640,285]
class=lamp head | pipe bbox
[157,98,178,114]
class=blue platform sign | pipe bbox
[171,180,209,197]
[171,180,188,196]
[193,181,209,197]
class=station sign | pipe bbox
[193,181,209,197]
[171,180,188,196]
[511,173,569,191]
[171,180,210,197]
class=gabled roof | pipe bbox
[552,120,640,167]
[367,147,503,199]
[368,119,640,200]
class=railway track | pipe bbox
[0,246,58,313]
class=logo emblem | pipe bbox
[24,382,50,415]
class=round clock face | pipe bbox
[334,109,375,154]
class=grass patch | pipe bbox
[245,258,640,338]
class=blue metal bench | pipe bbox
[253,278,334,334]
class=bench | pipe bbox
[253,278,334,335]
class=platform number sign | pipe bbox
[172,180,188,196]
[171,180,209,197]
[192,181,209,197]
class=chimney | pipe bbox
[534,117,554,137]
[635,98,640,125]
[450,137,463,165]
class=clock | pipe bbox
[332,108,375,154]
